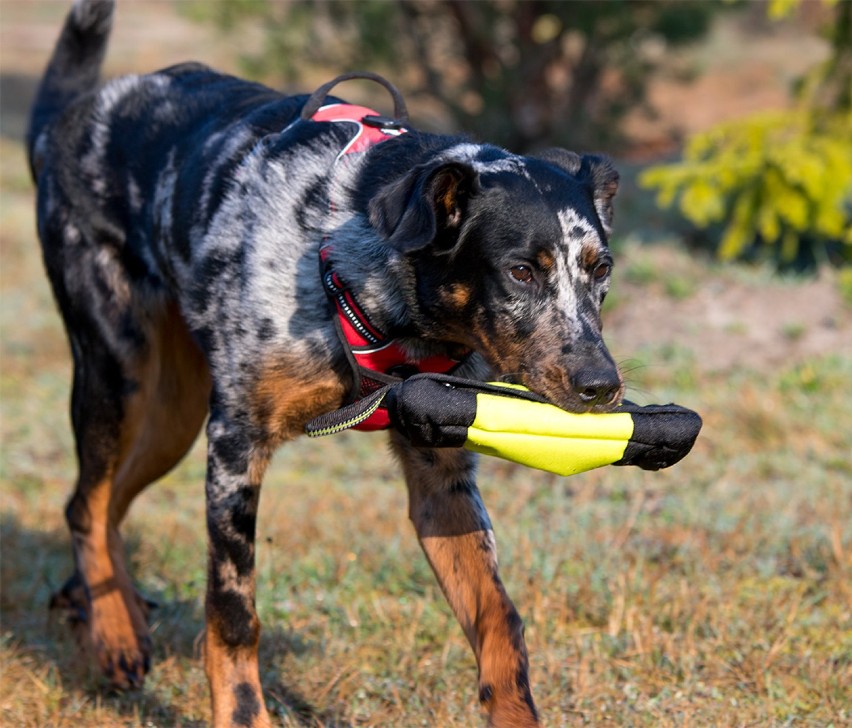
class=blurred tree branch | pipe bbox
[641,0,851,269]
[183,0,719,152]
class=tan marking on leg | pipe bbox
[110,300,211,523]
[205,625,271,728]
[70,474,150,688]
[420,533,539,727]
[249,361,347,443]
[69,300,211,689]
[394,441,539,726]
[204,443,272,728]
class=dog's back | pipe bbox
[29,3,308,297]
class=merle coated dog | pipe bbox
[28,1,623,725]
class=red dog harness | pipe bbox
[310,98,468,430]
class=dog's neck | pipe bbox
[322,154,476,368]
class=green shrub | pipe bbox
[639,110,852,265]
[640,0,852,268]
[838,266,852,306]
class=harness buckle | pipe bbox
[362,114,407,132]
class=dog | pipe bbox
[27,1,623,725]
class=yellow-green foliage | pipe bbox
[640,109,852,263]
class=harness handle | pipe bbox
[300,71,409,123]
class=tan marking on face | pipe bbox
[465,311,565,386]
[440,282,472,310]
[581,242,600,270]
[465,314,528,372]
[536,249,555,270]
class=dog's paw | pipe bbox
[94,632,152,690]
[50,571,153,690]
[89,584,154,690]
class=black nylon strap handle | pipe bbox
[305,383,394,437]
[300,71,410,123]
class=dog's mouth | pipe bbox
[497,369,624,414]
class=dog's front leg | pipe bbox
[203,410,272,728]
[391,433,540,727]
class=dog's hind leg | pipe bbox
[106,300,211,528]
[52,279,209,688]
[391,435,540,727]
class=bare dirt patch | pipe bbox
[606,246,851,375]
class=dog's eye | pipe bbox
[592,263,611,281]
[510,265,534,284]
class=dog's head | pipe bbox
[369,143,623,413]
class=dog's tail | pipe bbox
[27,0,115,178]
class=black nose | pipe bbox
[570,368,622,406]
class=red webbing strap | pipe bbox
[312,100,467,431]
[312,103,406,158]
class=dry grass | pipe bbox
[2,120,851,728]
[0,126,852,726]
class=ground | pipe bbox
[1,3,850,727]
[604,243,851,375]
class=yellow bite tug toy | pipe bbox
[306,374,701,476]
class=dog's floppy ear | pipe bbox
[369,161,480,252]
[534,148,583,176]
[581,153,619,237]
[534,149,619,237]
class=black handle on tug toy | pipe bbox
[305,374,702,477]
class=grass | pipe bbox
[1,131,851,727]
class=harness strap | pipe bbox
[305,381,397,437]
[300,71,409,124]
[319,244,470,430]
[307,74,468,431]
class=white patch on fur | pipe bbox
[197,127,255,227]
[63,221,82,246]
[71,0,113,32]
[555,208,602,335]
[127,174,143,214]
[442,142,530,177]
[183,136,347,389]
[152,150,178,255]
[84,75,171,195]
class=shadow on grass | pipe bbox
[0,513,353,727]
[265,681,354,728]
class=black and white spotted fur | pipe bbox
[28,1,623,725]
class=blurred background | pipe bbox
[1,1,850,726]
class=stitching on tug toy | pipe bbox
[306,373,702,477]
